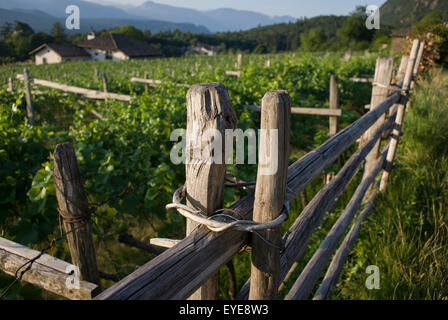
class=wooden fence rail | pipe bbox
[16,74,132,102]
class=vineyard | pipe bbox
[1,50,403,299]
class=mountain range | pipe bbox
[0,0,296,33]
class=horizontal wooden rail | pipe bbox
[130,77,190,88]
[95,91,399,300]
[0,237,97,300]
[225,70,241,77]
[285,145,388,300]
[349,77,374,83]
[242,105,342,117]
[16,74,131,101]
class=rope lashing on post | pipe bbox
[165,184,289,233]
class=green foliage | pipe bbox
[336,6,375,50]
[300,28,327,52]
[108,25,145,41]
[413,11,444,36]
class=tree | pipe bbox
[51,22,66,42]
[337,6,375,48]
[413,11,444,36]
[0,22,13,39]
[300,28,327,52]
[12,21,34,37]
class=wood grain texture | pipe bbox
[0,248,97,300]
[186,83,237,300]
[361,57,394,181]
[249,91,290,300]
[53,142,101,289]
[329,75,340,136]
[95,90,399,301]
[23,68,34,125]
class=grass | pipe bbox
[332,68,448,300]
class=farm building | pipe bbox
[29,33,163,64]
[29,43,91,65]
[76,33,162,61]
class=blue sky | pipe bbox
[88,0,388,18]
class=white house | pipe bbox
[29,33,162,65]
[29,43,91,65]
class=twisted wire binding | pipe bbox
[166,185,289,239]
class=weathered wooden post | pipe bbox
[249,91,291,300]
[237,53,242,69]
[380,40,420,192]
[7,78,14,92]
[361,57,394,181]
[144,71,149,92]
[23,68,34,125]
[102,73,109,103]
[329,75,340,136]
[185,83,238,300]
[413,41,425,79]
[395,55,409,82]
[53,142,101,290]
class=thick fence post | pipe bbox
[144,71,149,92]
[53,142,101,290]
[249,91,291,300]
[361,57,394,181]
[380,39,420,192]
[102,73,109,103]
[8,77,14,92]
[396,55,409,82]
[185,83,237,300]
[237,53,243,69]
[23,68,34,125]
[329,75,340,136]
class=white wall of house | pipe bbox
[85,48,129,61]
[35,48,62,65]
[34,48,90,65]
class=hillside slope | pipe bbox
[381,0,448,29]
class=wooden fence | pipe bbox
[0,39,424,300]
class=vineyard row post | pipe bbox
[53,142,101,291]
[23,68,34,126]
[102,73,109,104]
[249,91,291,300]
